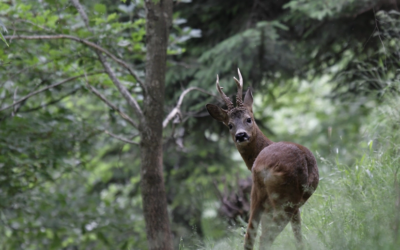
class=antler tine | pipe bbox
[216,74,234,110]
[233,68,243,105]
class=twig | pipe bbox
[163,87,216,128]
[212,179,224,201]
[104,130,139,145]
[0,72,101,112]
[68,0,144,126]
[11,87,18,117]
[4,34,145,89]
[212,179,241,213]
[96,51,144,126]
[70,0,92,32]
[373,8,386,65]
[85,80,138,129]
[11,17,54,33]
[20,86,82,113]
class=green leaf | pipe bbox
[0,19,8,47]
[94,4,106,14]
[97,232,110,245]
[0,32,9,47]
[107,13,118,22]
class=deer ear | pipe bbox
[243,88,253,108]
[206,104,228,124]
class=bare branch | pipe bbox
[163,87,216,128]
[0,72,102,113]
[8,17,54,33]
[20,86,82,113]
[70,0,143,129]
[104,130,139,145]
[4,34,145,89]
[70,0,143,127]
[11,87,18,117]
[70,0,92,32]
[96,52,144,126]
[86,82,138,129]
[163,108,181,129]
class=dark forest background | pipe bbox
[1,0,400,249]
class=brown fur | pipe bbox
[206,76,319,250]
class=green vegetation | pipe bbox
[1,0,400,249]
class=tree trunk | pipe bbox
[140,0,173,249]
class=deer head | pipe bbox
[206,69,257,147]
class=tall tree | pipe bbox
[140,0,173,249]
[1,0,199,248]
[70,0,174,248]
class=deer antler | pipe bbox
[233,68,243,106]
[216,74,234,110]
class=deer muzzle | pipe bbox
[235,132,249,143]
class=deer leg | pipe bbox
[259,208,292,250]
[291,208,303,249]
[244,186,263,250]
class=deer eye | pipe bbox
[246,118,252,124]
[228,124,233,130]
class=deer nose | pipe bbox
[235,132,248,142]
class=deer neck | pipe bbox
[236,125,273,171]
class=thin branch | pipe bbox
[71,0,142,129]
[70,0,143,127]
[13,18,54,33]
[163,87,216,128]
[129,133,140,140]
[372,8,386,66]
[212,179,224,201]
[4,34,145,89]
[212,179,241,213]
[85,81,138,129]
[104,130,139,145]
[11,87,18,117]
[70,0,92,32]
[0,72,101,113]
[8,59,55,81]
[96,51,144,126]
[20,86,82,113]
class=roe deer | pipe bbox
[206,69,319,250]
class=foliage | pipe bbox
[0,0,193,248]
[1,0,400,249]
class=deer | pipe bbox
[206,69,319,250]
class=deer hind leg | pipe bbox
[259,207,293,250]
[244,185,263,250]
[291,208,303,248]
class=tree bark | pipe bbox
[141,0,173,249]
